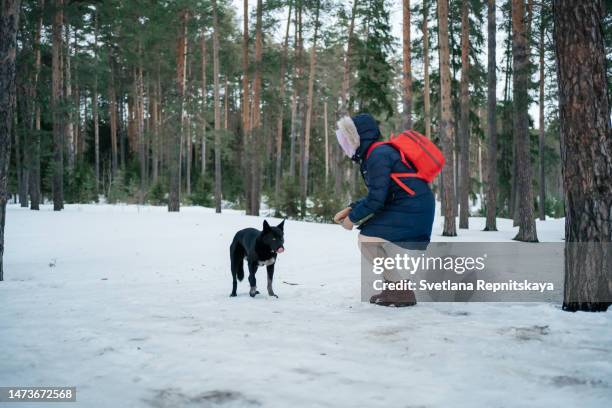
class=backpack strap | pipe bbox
[365,139,417,197]
[390,173,417,196]
[365,141,388,159]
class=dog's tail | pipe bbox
[230,241,245,281]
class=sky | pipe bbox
[230,0,544,129]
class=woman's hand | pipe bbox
[341,216,354,230]
[333,207,351,224]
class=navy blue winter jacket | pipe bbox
[347,114,435,243]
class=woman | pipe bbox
[333,113,435,307]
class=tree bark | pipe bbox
[201,34,207,176]
[437,0,456,236]
[29,0,43,210]
[553,0,611,312]
[274,3,292,204]
[242,0,251,213]
[108,49,118,178]
[212,0,222,213]
[169,9,188,212]
[64,24,74,172]
[422,0,431,140]
[52,0,64,211]
[301,0,321,206]
[538,5,546,221]
[339,0,357,117]
[249,0,263,215]
[289,2,304,178]
[484,0,498,231]
[512,0,538,242]
[402,0,412,129]
[324,100,329,183]
[0,0,21,281]
[458,0,470,229]
[93,9,99,193]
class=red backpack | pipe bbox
[366,130,445,196]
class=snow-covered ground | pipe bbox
[1,204,611,408]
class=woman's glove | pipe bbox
[333,207,351,224]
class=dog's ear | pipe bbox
[263,220,271,231]
[277,219,285,231]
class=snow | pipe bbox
[1,204,610,408]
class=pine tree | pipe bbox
[554,0,611,312]
[484,0,498,231]
[438,0,457,236]
[512,0,537,242]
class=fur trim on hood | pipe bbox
[336,116,360,157]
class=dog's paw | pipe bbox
[269,294,279,298]
[229,293,237,297]
[249,290,260,297]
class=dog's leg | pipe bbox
[266,264,278,298]
[248,262,260,297]
[230,276,237,297]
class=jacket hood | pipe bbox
[352,113,382,161]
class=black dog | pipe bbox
[230,220,285,298]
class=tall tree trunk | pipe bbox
[324,100,329,183]
[150,68,158,183]
[458,0,470,229]
[484,0,498,231]
[422,0,431,140]
[64,24,74,172]
[29,0,43,210]
[15,90,27,207]
[339,0,357,117]
[200,34,207,177]
[108,49,118,178]
[52,0,64,211]
[538,5,546,221]
[274,3,292,204]
[288,2,303,178]
[0,0,21,281]
[512,0,538,242]
[242,0,252,213]
[437,0,456,236]
[212,0,222,213]
[301,0,321,206]
[72,30,79,165]
[554,0,611,312]
[169,9,188,212]
[402,0,412,129]
[137,46,146,202]
[93,9,99,193]
[249,0,263,215]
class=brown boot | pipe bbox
[369,280,417,307]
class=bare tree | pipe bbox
[554,0,611,312]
